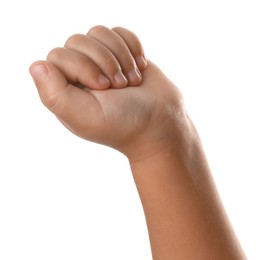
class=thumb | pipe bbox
[30,61,105,141]
[29,61,68,111]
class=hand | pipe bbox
[30,26,246,259]
[30,26,188,161]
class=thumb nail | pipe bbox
[30,63,48,82]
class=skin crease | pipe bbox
[30,25,247,259]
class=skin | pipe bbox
[30,25,247,259]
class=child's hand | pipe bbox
[30,26,188,161]
[30,26,246,260]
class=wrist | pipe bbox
[127,113,202,168]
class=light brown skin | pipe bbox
[30,25,247,259]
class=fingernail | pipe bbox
[128,69,142,83]
[114,71,127,87]
[30,64,48,81]
[98,74,110,87]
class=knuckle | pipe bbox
[111,26,125,32]
[87,25,108,36]
[112,26,135,39]
[41,87,67,114]
[65,34,85,48]
[112,27,142,53]
[41,92,60,111]
[47,47,63,61]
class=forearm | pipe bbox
[31,25,246,259]
[129,128,246,259]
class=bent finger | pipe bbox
[47,47,110,90]
[65,34,128,88]
[87,25,142,86]
[112,26,147,71]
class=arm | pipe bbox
[124,62,246,259]
[129,122,245,259]
[30,25,246,259]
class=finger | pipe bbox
[112,27,147,71]
[29,61,104,140]
[65,34,127,88]
[47,47,110,90]
[87,25,142,86]
[29,61,68,110]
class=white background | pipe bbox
[0,0,279,259]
